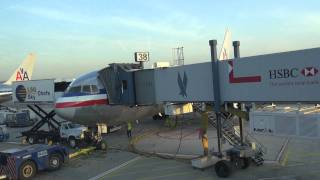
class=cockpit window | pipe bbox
[65,84,99,95]
[68,86,81,93]
[91,85,98,94]
[82,85,91,93]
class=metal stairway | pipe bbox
[193,103,266,166]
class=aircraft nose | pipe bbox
[54,97,75,120]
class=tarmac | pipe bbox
[100,115,320,180]
[130,113,288,163]
[1,106,320,179]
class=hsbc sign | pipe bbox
[269,67,318,79]
[269,68,299,79]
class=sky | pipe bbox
[0,0,320,80]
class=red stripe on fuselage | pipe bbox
[55,99,108,108]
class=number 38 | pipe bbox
[138,53,148,61]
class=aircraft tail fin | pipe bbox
[219,28,232,60]
[4,53,37,85]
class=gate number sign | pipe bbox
[135,52,149,62]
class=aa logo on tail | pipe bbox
[16,68,29,81]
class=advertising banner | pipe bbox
[12,79,55,104]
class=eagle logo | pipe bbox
[177,71,188,97]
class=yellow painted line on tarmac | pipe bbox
[137,171,195,180]
[281,149,290,166]
[68,156,82,162]
[130,129,158,145]
[69,146,96,159]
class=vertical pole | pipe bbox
[233,41,244,146]
[233,41,240,58]
[209,40,222,156]
[139,61,144,69]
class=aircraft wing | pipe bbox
[0,92,13,103]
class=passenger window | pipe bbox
[68,86,81,93]
[82,85,91,93]
[91,85,98,94]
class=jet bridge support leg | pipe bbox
[210,40,223,156]
[233,41,244,146]
[192,40,265,178]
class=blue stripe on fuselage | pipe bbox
[63,89,107,97]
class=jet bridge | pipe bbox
[98,63,142,105]
[97,40,320,177]
[99,47,320,105]
[98,41,320,153]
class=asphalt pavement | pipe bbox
[1,110,320,179]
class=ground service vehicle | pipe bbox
[21,105,107,150]
[59,122,88,147]
[22,121,87,148]
[0,144,68,180]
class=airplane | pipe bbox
[55,30,232,127]
[219,28,232,61]
[0,53,37,103]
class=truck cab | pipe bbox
[59,122,88,148]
